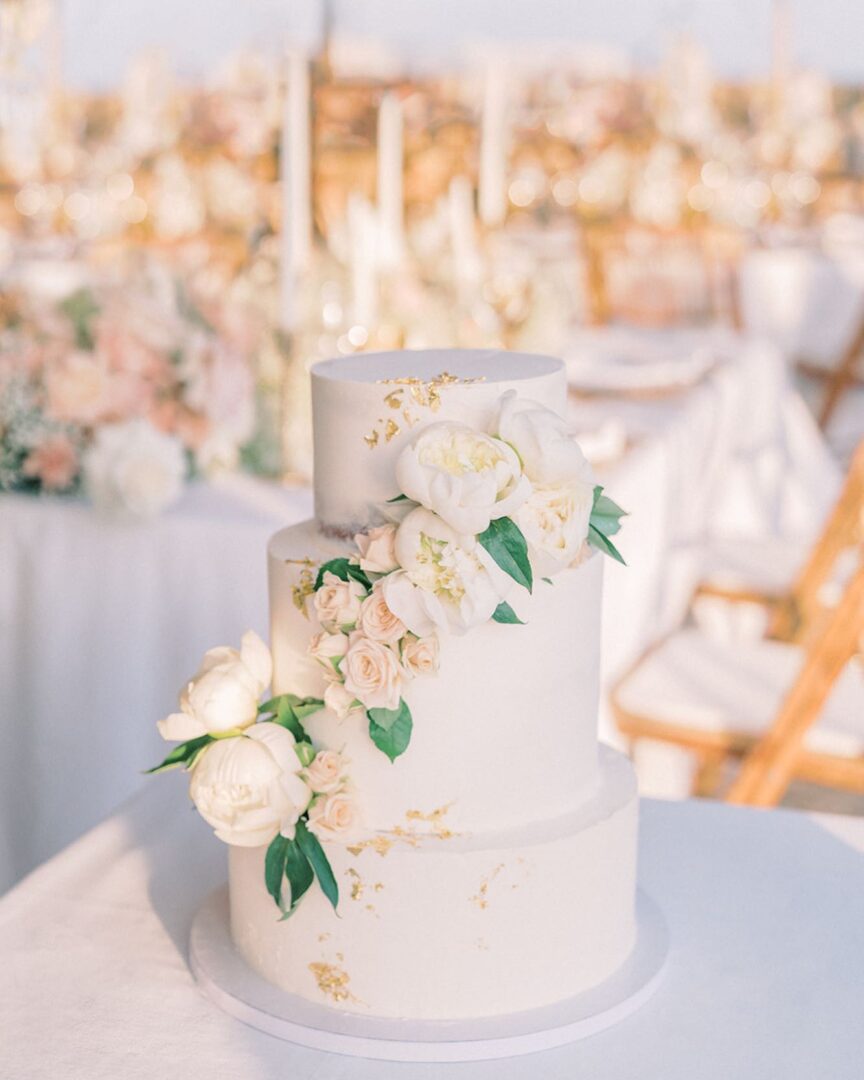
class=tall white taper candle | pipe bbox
[377,91,404,268]
[479,60,508,228]
[279,49,312,329]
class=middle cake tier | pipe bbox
[269,519,603,835]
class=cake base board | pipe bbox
[189,887,668,1062]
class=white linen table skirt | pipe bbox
[0,475,312,893]
[1,782,862,1080]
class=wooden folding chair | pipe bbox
[693,439,864,643]
[798,309,864,430]
[611,551,864,803]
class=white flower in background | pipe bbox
[514,482,594,577]
[158,630,272,741]
[313,572,365,632]
[83,418,186,520]
[400,633,440,678]
[357,585,406,645]
[496,392,591,486]
[307,789,362,840]
[304,749,348,795]
[323,680,362,720]
[354,524,399,574]
[341,631,402,711]
[188,723,312,847]
[308,630,348,674]
[383,507,510,636]
[395,421,530,535]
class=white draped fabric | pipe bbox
[0,334,837,892]
[2,781,862,1079]
[0,476,312,893]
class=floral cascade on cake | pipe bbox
[150,384,625,920]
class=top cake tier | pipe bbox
[312,349,566,532]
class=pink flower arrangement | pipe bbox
[0,275,258,504]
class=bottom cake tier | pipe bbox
[229,745,638,1020]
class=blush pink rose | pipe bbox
[22,434,79,491]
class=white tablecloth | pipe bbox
[2,783,862,1079]
[0,476,312,893]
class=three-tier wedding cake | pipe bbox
[153,348,639,1024]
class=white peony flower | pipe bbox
[313,572,366,632]
[308,630,348,674]
[188,723,312,847]
[354,524,399,574]
[303,749,348,795]
[400,633,440,678]
[395,421,530,535]
[307,790,362,840]
[158,630,272,741]
[323,680,362,720]
[514,481,594,577]
[496,392,591,486]
[383,507,510,636]
[83,418,187,520]
[357,584,406,645]
[341,631,402,711]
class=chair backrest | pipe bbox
[776,439,864,641]
[729,548,864,806]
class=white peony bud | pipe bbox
[158,631,272,741]
[496,391,592,486]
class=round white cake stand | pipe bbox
[189,887,668,1063]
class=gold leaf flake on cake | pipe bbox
[290,566,316,616]
[346,835,393,858]
[384,418,400,442]
[308,962,357,1004]
[363,429,379,449]
[405,803,457,840]
[366,372,487,442]
[470,864,505,910]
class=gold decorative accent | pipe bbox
[470,863,505,910]
[346,867,364,901]
[365,372,485,448]
[308,962,355,1004]
[317,933,331,943]
[346,835,393,858]
[405,803,456,840]
[290,566,316,616]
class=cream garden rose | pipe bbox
[357,585,406,645]
[188,722,312,847]
[395,421,530,535]
[158,630,272,741]
[382,507,510,636]
[308,630,348,672]
[307,790,362,840]
[401,633,440,678]
[341,631,402,711]
[354,523,399,574]
[313,572,365,631]
[514,480,594,576]
[304,749,348,795]
[323,680,362,720]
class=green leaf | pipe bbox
[386,493,410,503]
[590,486,627,538]
[588,523,627,565]
[492,601,524,624]
[313,558,372,592]
[293,701,325,723]
[145,734,213,774]
[477,517,533,593]
[283,839,314,915]
[368,700,413,761]
[542,577,553,585]
[296,819,339,911]
[265,834,290,911]
[274,698,308,742]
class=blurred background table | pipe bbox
[2,780,862,1079]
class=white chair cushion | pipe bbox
[700,536,808,595]
[616,628,864,758]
